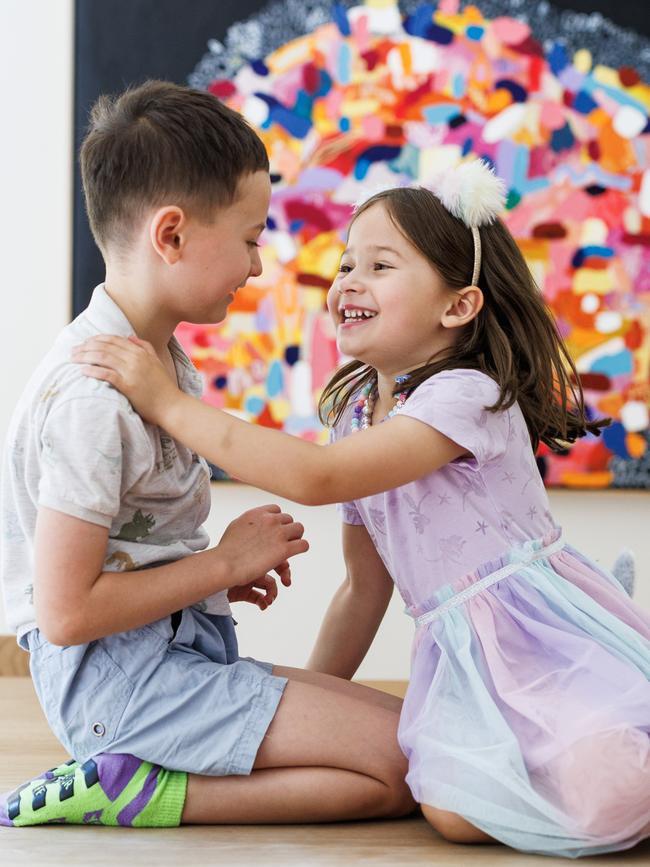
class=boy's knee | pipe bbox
[368,778,415,820]
[368,742,413,817]
[384,777,417,818]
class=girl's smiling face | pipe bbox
[327,202,455,374]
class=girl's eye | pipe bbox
[374,262,390,270]
[338,264,352,273]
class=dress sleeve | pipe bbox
[38,393,152,527]
[398,369,509,468]
[329,420,364,526]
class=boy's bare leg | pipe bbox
[182,670,414,824]
[275,664,404,714]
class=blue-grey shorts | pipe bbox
[24,607,287,777]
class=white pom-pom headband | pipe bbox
[354,159,507,286]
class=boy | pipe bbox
[0,81,413,826]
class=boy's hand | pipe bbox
[71,334,178,425]
[227,573,283,611]
[216,505,307,590]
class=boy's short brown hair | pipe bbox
[80,79,269,252]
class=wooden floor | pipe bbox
[1,678,649,866]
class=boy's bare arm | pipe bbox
[307,523,393,679]
[34,504,308,646]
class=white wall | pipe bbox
[0,2,73,443]
[0,0,74,629]
[1,2,648,679]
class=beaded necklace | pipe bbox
[351,374,410,432]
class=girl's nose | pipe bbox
[338,276,360,294]
[250,249,263,278]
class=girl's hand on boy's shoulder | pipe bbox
[71,334,178,424]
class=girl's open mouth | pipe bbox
[339,306,378,327]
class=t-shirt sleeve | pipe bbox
[399,370,508,468]
[329,421,364,526]
[38,394,152,527]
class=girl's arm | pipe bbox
[307,522,393,679]
[72,336,466,506]
[163,390,463,505]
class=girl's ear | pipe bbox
[149,206,186,265]
[441,285,483,329]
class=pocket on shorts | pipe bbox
[31,639,134,759]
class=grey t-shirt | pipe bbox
[1,284,229,641]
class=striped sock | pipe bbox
[0,754,187,827]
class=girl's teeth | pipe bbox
[343,310,376,320]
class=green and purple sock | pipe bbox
[0,754,187,827]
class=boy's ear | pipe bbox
[441,285,483,329]
[150,206,186,265]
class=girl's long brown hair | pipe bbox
[318,187,609,451]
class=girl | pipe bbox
[72,160,650,857]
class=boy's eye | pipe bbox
[248,241,261,248]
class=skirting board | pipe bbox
[0,636,407,694]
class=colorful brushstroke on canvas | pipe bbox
[178,0,650,488]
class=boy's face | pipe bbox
[171,170,271,324]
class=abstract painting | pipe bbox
[173,0,650,488]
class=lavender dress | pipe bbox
[333,369,650,858]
